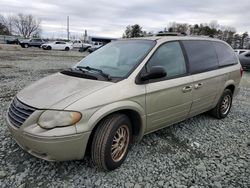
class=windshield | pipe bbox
[74,40,155,77]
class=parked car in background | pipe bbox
[19,38,45,48]
[41,41,73,51]
[72,39,83,48]
[5,36,19,45]
[6,36,242,171]
[87,42,104,53]
[239,51,250,70]
[78,43,92,52]
[71,39,92,52]
[87,46,102,53]
[234,49,250,55]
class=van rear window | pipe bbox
[212,42,238,67]
[182,40,219,74]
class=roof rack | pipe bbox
[155,32,187,37]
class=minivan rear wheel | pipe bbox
[210,89,233,119]
[91,113,132,171]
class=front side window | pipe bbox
[182,40,219,74]
[146,41,187,78]
[75,40,155,77]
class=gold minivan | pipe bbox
[7,36,242,170]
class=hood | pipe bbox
[17,73,113,109]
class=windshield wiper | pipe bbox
[76,66,111,81]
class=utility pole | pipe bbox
[67,16,69,40]
[84,29,87,42]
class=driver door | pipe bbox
[145,41,193,133]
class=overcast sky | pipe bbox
[0,0,249,38]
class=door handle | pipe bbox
[194,83,203,89]
[182,85,192,93]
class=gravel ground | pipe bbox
[0,47,249,188]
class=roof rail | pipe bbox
[155,32,187,36]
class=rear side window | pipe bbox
[182,40,219,74]
[245,52,250,57]
[213,42,238,66]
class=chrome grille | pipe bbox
[8,97,36,128]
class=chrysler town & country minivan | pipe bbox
[7,36,242,170]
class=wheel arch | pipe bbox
[225,84,235,94]
[85,102,146,155]
[223,80,236,96]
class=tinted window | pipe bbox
[182,40,218,73]
[213,42,238,66]
[146,42,186,78]
[245,52,250,57]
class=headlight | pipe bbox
[38,110,82,129]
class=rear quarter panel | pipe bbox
[213,63,241,106]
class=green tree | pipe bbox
[123,24,143,38]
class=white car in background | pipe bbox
[71,39,92,49]
[41,41,73,51]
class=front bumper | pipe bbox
[7,117,91,161]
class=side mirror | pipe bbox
[140,66,166,81]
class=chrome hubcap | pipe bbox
[111,125,129,162]
[221,95,231,115]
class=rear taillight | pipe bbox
[240,67,243,77]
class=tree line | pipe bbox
[123,21,250,49]
[0,13,41,38]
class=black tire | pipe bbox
[65,47,70,51]
[24,43,29,48]
[210,89,233,119]
[91,113,132,171]
[47,46,52,50]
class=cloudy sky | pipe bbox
[0,0,249,38]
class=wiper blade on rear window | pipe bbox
[76,66,111,81]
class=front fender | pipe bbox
[75,101,146,141]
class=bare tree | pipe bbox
[12,13,41,38]
[0,14,15,35]
[209,20,219,29]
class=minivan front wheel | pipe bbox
[210,89,233,119]
[91,114,132,171]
